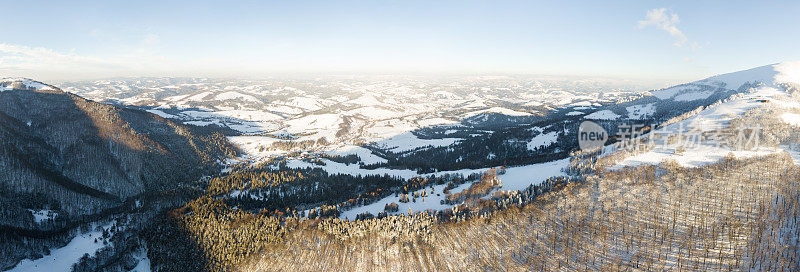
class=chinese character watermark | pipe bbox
[578,121,762,152]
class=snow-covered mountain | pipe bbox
[59,76,646,161]
[1,78,57,92]
[650,63,789,101]
[333,61,800,219]
[578,63,800,124]
[614,61,800,168]
[54,64,800,169]
[6,62,800,272]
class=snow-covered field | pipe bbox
[329,145,388,165]
[60,76,644,152]
[626,103,656,119]
[28,209,57,224]
[781,112,800,126]
[614,145,780,169]
[527,131,559,150]
[10,222,115,272]
[285,156,500,180]
[585,109,621,120]
[566,111,584,116]
[286,159,420,179]
[228,136,288,160]
[462,107,534,118]
[373,132,461,153]
[339,158,570,219]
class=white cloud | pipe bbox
[0,43,171,80]
[0,43,112,67]
[638,8,690,47]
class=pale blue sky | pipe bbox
[0,0,798,83]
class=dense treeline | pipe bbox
[240,152,800,271]
[207,162,487,215]
[210,166,407,213]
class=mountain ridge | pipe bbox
[0,78,237,228]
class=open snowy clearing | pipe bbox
[527,131,559,151]
[286,159,432,180]
[228,136,288,160]
[585,109,621,120]
[372,132,461,153]
[328,145,388,165]
[339,158,570,219]
[626,103,656,119]
[28,209,57,224]
[461,107,534,118]
[10,222,115,272]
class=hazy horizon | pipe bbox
[2,0,799,85]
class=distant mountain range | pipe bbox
[2,63,791,226]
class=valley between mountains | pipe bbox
[3,62,800,271]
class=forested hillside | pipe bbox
[237,153,799,271]
[0,79,239,269]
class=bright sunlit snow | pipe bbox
[612,62,800,169]
[10,222,115,272]
[781,113,800,127]
[373,133,461,153]
[626,103,656,119]
[585,110,621,120]
[28,209,56,224]
[527,131,559,151]
[339,158,569,219]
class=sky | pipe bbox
[0,0,798,84]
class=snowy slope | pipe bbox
[328,145,388,165]
[649,63,791,102]
[613,61,800,168]
[373,132,461,153]
[1,78,56,92]
[626,103,656,119]
[527,131,559,150]
[10,222,116,272]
